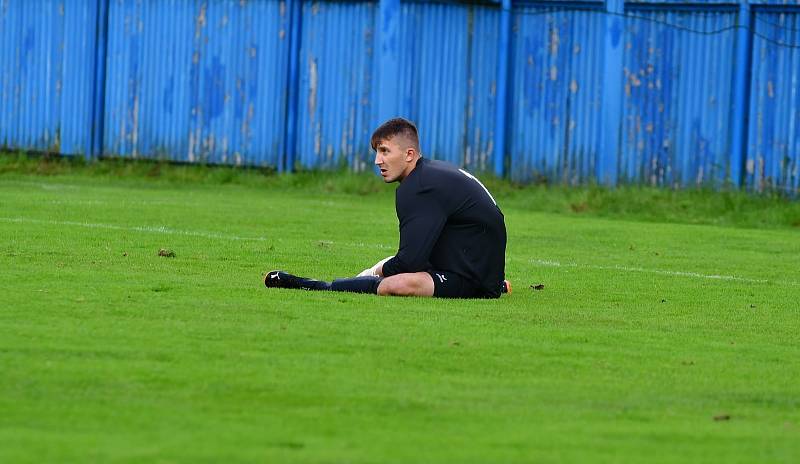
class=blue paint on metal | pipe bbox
[377,0,400,124]
[295,0,376,170]
[729,1,752,187]
[293,1,500,172]
[1,0,799,195]
[508,4,605,184]
[747,9,800,193]
[393,2,501,170]
[746,0,800,4]
[620,7,737,187]
[284,0,302,172]
[90,0,110,160]
[0,0,98,156]
[494,0,512,176]
[103,0,289,166]
[599,0,624,186]
[465,4,502,172]
[627,0,734,4]
[397,2,470,165]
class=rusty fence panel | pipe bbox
[292,0,502,173]
[294,0,375,170]
[620,6,738,188]
[102,0,290,168]
[0,0,102,157]
[507,3,606,184]
[1,0,800,193]
[747,8,800,194]
[396,1,501,172]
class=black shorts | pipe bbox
[427,270,488,299]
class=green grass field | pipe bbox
[1,161,799,463]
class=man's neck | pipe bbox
[399,156,422,182]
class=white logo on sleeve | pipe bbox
[436,273,447,283]
[459,169,497,205]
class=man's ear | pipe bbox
[405,147,416,161]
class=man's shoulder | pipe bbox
[411,158,462,189]
[395,159,451,208]
[421,158,459,174]
[399,158,465,194]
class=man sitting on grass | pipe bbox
[265,117,509,298]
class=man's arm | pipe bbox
[381,190,447,277]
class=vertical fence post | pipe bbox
[283,0,302,173]
[89,0,110,160]
[597,0,624,186]
[493,0,511,178]
[376,0,400,124]
[729,1,752,188]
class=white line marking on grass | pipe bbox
[3,217,392,248]
[337,241,394,250]
[530,258,799,286]
[9,215,791,286]
[0,180,81,190]
[0,217,268,242]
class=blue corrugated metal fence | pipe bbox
[1,0,799,194]
[0,0,101,156]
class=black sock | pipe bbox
[296,278,331,291]
[330,276,382,294]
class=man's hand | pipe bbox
[357,255,394,277]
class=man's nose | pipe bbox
[374,153,382,165]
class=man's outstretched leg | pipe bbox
[265,271,382,294]
[264,270,430,296]
[264,271,331,291]
[377,272,435,297]
[265,270,508,298]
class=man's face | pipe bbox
[374,137,415,183]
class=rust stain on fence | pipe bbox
[307,56,318,120]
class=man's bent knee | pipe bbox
[377,272,434,297]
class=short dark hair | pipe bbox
[370,118,420,151]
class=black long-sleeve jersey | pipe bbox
[381,158,507,298]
